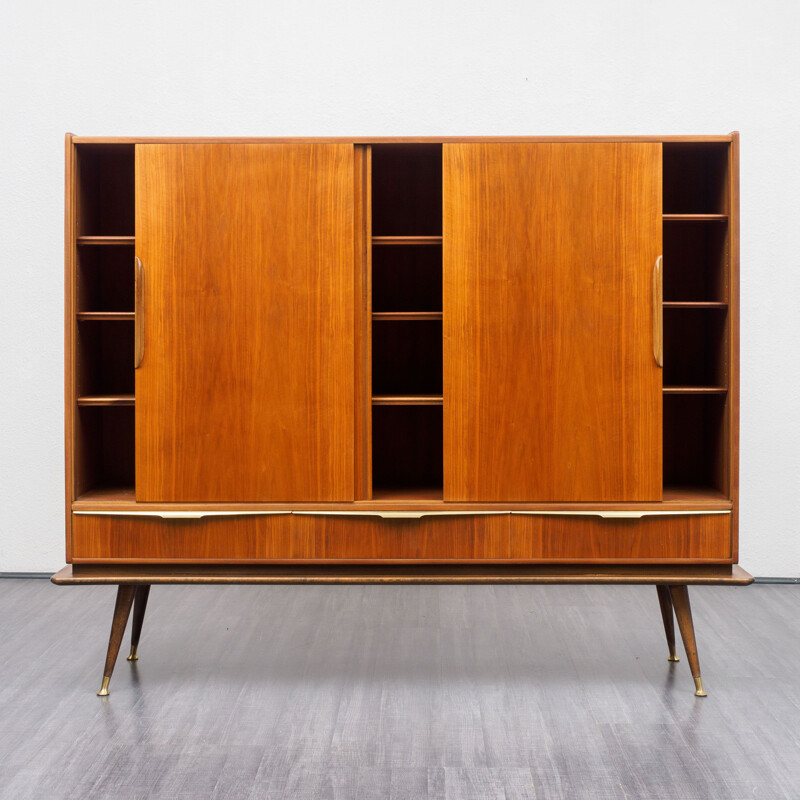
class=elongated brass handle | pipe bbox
[134,257,144,369]
[653,255,663,367]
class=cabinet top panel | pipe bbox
[70,134,737,145]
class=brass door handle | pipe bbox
[653,255,663,368]
[135,257,144,369]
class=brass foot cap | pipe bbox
[694,677,707,697]
[668,653,680,662]
[97,676,111,696]
[127,646,138,661]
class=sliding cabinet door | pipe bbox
[135,144,354,501]
[444,143,662,501]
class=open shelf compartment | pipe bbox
[663,307,728,389]
[663,219,729,303]
[369,144,444,499]
[74,405,135,498]
[72,143,137,503]
[663,143,729,215]
[372,405,443,499]
[371,144,442,236]
[663,394,728,497]
[76,144,135,236]
[372,244,443,313]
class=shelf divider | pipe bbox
[663,302,728,309]
[372,236,442,246]
[373,395,443,406]
[662,214,728,222]
[373,312,442,321]
[77,312,135,321]
[77,395,135,407]
[77,236,135,246]
[662,387,727,395]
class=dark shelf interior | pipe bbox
[372,405,443,493]
[663,221,728,303]
[372,244,443,312]
[372,320,442,396]
[371,144,442,236]
[76,319,134,397]
[663,394,727,495]
[370,144,444,498]
[76,144,135,236]
[77,245,135,312]
[75,405,135,497]
[663,143,729,215]
[663,308,728,388]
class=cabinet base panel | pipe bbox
[53,563,753,585]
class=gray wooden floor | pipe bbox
[1,579,798,799]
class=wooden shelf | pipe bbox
[369,486,444,502]
[75,486,136,503]
[77,395,135,407]
[76,311,135,321]
[663,302,728,309]
[372,395,443,406]
[662,485,729,503]
[663,387,727,394]
[662,215,727,222]
[77,236,135,246]
[373,312,442,321]
[372,236,443,246]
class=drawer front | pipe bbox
[72,512,730,563]
[72,514,298,562]
[292,514,511,561]
[510,513,731,562]
[71,513,511,563]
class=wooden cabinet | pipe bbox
[65,134,739,566]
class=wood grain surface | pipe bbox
[52,563,753,584]
[72,513,298,562]
[510,513,731,562]
[291,514,511,561]
[71,512,730,564]
[135,144,355,501]
[443,143,663,502]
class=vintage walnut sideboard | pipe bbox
[53,133,751,696]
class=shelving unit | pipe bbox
[71,143,136,500]
[370,145,443,498]
[662,142,732,498]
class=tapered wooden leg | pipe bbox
[98,585,136,696]
[656,585,679,662]
[669,585,707,696]
[127,585,151,661]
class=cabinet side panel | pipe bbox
[65,133,76,562]
[135,144,355,501]
[443,143,663,501]
[729,133,740,561]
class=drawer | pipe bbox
[71,512,512,563]
[510,513,732,562]
[292,513,511,561]
[72,511,730,564]
[71,513,297,562]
